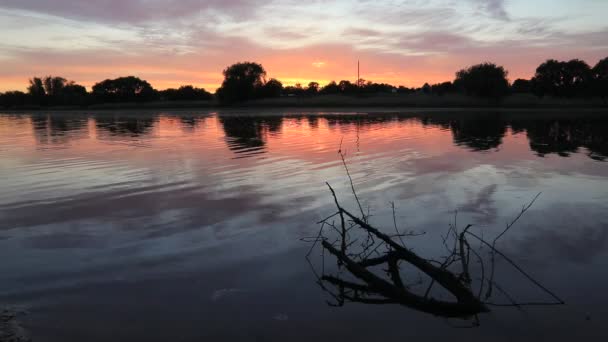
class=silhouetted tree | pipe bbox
[27,78,45,101]
[0,91,30,108]
[454,63,509,98]
[42,76,67,96]
[360,81,396,94]
[160,85,213,101]
[338,80,357,94]
[258,78,283,98]
[307,82,320,94]
[430,82,455,95]
[216,62,266,104]
[92,76,157,103]
[592,57,608,101]
[321,81,340,94]
[397,86,414,94]
[283,83,306,96]
[511,79,532,93]
[26,76,88,105]
[532,59,592,97]
[421,83,431,94]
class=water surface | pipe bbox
[1,109,607,341]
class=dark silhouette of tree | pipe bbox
[421,83,431,94]
[27,78,45,100]
[338,80,357,94]
[592,57,608,101]
[511,79,532,93]
[42,76,67,96]
[307,82,320,94]
[160,85,213,101]
[430,82,455,95]
[0,91,30,108]
[283,84,305,96]
[532,59,592,97]
[532,59,562,97]
[564,59,593,96]
[92,76,157,103]
[216,62,266,104]
[320,81,340,94]
[25,76,88,106]
[397,86,415,94]
[454,63,509,98]
[360,81,396,94]
[258,78,283,98]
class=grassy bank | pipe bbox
[1,93,606,111]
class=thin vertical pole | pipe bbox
[357,60,360,88]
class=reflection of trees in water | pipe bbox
[180,116,198,132]
[94,115,156,137]
[306,116,319,129]
[419,116,506,151]
[218,115,283,155]
[517,119,608,161]
[30,114,89,145]
[451,119,506,151]
[418,114,608,160]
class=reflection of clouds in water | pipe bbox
[458,184,498,224]
[509,204,608,264]
[211,288,248,302]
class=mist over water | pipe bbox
[1,110,607,341]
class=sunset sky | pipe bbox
[1,0,607,92]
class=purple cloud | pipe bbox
[0,0,266,23]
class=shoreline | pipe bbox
[1,94,606,113]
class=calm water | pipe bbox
[0,109,607,341]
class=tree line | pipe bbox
[1,57,606,108]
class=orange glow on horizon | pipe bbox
[0,55,539,93]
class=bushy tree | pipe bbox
[430,82,455,95]
[338,80,357,94]
[216,62,266,104]
[0,91,30,108]
[511,79,532,93]
[161,85,213,101]
[27,76,88,105]
[307,82,320,94]
[532,59,592,97]
[321,81,340,94]
[27,77,45,99]
[258,78,283,98]
[592,57,608,100]
[43,76,67,96]
[283,84,305,96]
[454,63,509,98]
[92,76,157,102]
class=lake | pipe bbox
[1,109,607,341]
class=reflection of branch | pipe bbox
[486,193,542,299]
[465,231,565,306]
[338,144,366,222]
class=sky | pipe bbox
[0,0,607,92]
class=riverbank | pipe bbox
[1,93,606,111]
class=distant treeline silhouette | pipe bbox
[1,57,606,108]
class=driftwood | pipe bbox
[304,152,564,324]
